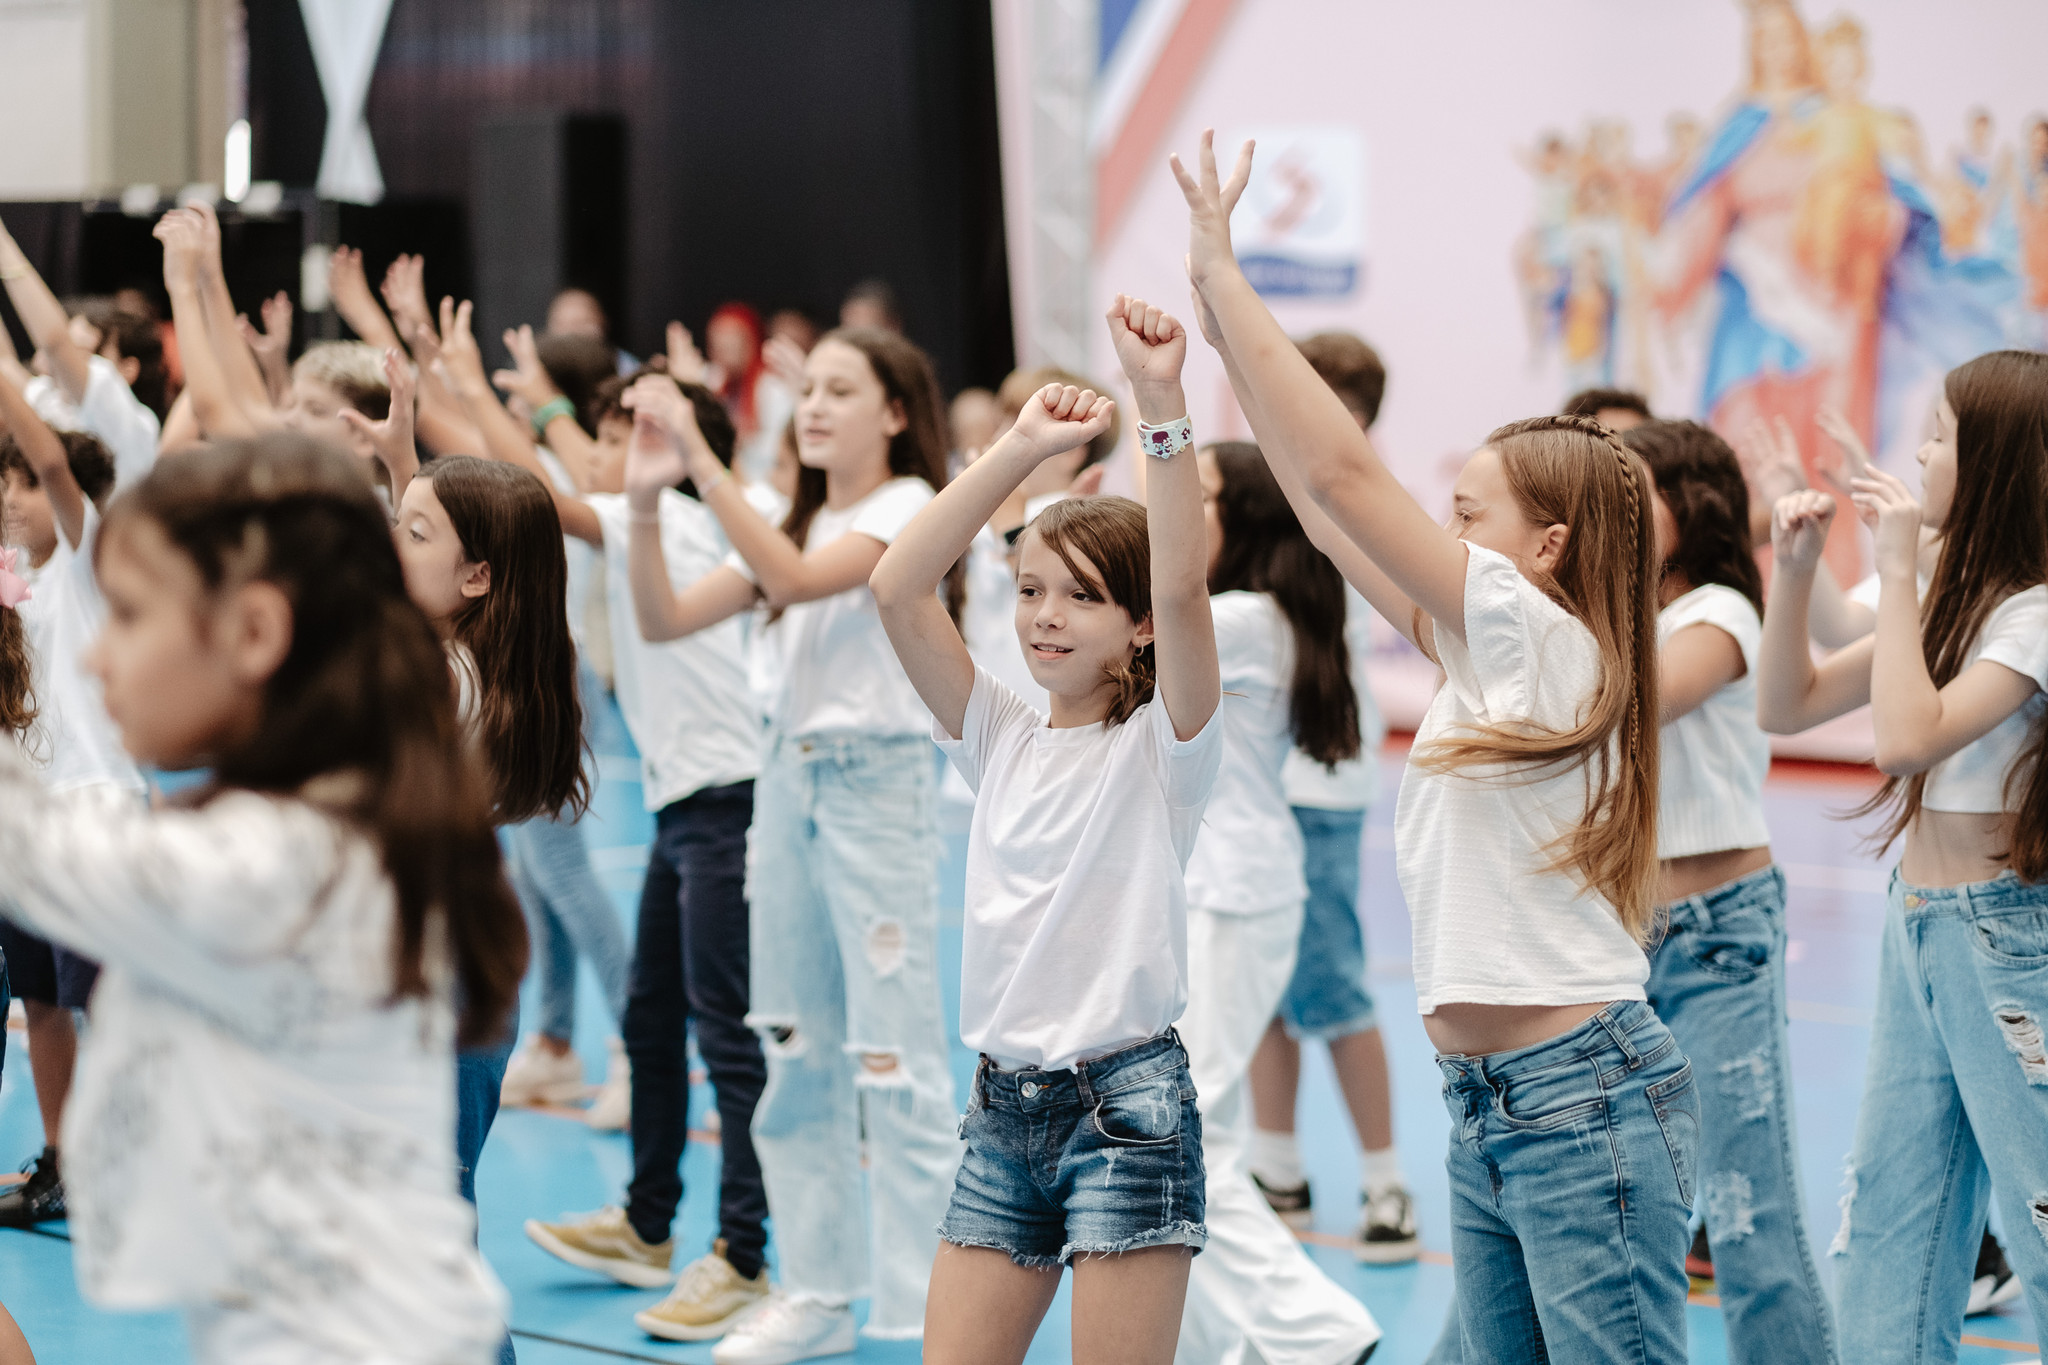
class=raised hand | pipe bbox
[1737,416,1808,502]
[1105,293,1188,410]
[763,334,808,391]
[237,291,294,401]
[665,322,708,385]
[493,324,563,411]
[1168,129,1254,290]
[621,398,693,505]
[153,210,205,294]
[1815,405,1872,484]
[381,254,435,344]
[339,348,420,487]
[1068,462,1108,498]
[1848,467,1922,581]
[189,200,227,277]
[1771,489,1836,576]
[436,296,486,391]
[1010,383,1116,466]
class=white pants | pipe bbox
[1176,903,1381,1365]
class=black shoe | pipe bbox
[0,1147,65,1227]
[1967,1229,2022,1316]
[1252,1172,1314,1231]
[1686,1223,1714,1280]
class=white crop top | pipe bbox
[1924,585,2048,813]
[1394,545,1648,1013]
[1657,585,1771,857]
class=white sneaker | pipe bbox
[586,1038,631,1130]
[710,1293,855,1365]
[500,1035,588,1106]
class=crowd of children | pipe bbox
[0,127,2044,1365]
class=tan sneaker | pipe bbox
[635,1239,772,1342]
[524,1206,674,1288]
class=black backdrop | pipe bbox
[250,0,1014,393]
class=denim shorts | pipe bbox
[1280,806,1376,1039]
[938,1030,1207,1268]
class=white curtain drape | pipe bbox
[297,0,395,204]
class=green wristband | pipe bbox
[530,395,576,435]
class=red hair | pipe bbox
[709,302,766,434]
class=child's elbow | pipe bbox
[1872,742,1935,778]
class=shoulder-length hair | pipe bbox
[1205,441,1359,768]
[1621,419,1764,613]
[419,455,589,824]
[1027,495,1155,726]
[1413,414,1661,941]
[99,434,527,1045]
[1861,350,2048,876]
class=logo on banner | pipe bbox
[1230,128,1367,298]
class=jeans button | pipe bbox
[1020,1082,1039,1098]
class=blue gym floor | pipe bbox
[2,693,2039,1363]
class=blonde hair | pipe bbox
[1413,414,1662,940]
[293,341,391,421]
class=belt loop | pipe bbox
[973,1055,989,1109]
[1594,1006,1644,1069]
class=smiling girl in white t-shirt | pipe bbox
[871,294,1221,1365]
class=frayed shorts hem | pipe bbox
[939,1219,1207,1270]
[1281,1005,1378,1043]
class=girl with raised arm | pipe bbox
[1757,350,2048,1361]
[1177,131,1691,1363]
[869,295,1221,1365]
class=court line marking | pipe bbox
[507,1328,683,1362]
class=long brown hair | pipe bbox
[419,456,589,824]
[0,605,33,744]
[782,327,965,622]
[1205,442,1359,768]
[1859,350,2048,877]
[98,435,526,1045]
[1028,495,1155,726]
[1412,414,1662,940]
[1622,420,1764,613]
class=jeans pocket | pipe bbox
[1647,1062,1699,1208]
[1972,908,2048,966]
[1090,1070,1184,1148]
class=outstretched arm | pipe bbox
[1106,293,1218,740]
[1173,132,1472,639]
[189,203,278,422]
[338,348,421,509]
[154,211,262,440]
[237,291,294,406]
[873,381,1115,737]
[0,368,84,549]
[0,214,90,403]
[1757,490,1872,732]
[327,246,405,352]
[617,389,759,641]
[495,324,597,489]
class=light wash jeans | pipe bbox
[1436,1000,1696,1365]
[1177,902,1381,1365]
[1833,869,2048,1363]
[744,731,959,1339]
[505,813,630,1041]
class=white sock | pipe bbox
[1361,1146,1405,1195]
[1250,1128,1304,1188]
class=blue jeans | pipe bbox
[1833,869,2048,1362]
[745,731,959,1338]
[1437,1000,1696,1365]
[505,813,630,1041]
[456,1020,518,1365]
[941,1031,1206,1267]
[1279,806,1376,1039]
[1648,865,1835,1364]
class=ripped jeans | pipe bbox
[744,731,960,1338]
[1833,869,2048,1362]
[1648,866,1836,1365]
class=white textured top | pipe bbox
[936,667,1222,1070]
[0,744,506,1361]
[1395,545,1649,1012]
[16,502,145,794]
[1925,585,2048,813]
[1657,585,1771,857]
[1283,584,1385,811]
[27,355,162,489]
[590,491,761,809]
[729,476,935,737]
[1185,591,1307,914]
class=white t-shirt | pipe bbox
[1924,585,2048,813]
[1395,545,1648,1013]
[27,355,162,489]
[535,449,596,654]
[589,492,762,810]
[1657,585,1771,857]
[963,523,1048,715]
[1283,585,1385,811]
[1185,592,1307,914]
[739,480,791,721]
[17,503,144,794]
[935,666,1222,1071]
[730,476,934,738]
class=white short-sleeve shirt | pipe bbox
[936,667,1222,1070]
[1657,584,1771,857]
[730,476,935,738]
[17,503,144,794]
[1394,545,1648,1012]
[1185,591,1307,914]
[27,356,161,489]
[1925,585,2048,813]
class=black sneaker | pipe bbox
[1967,1229,2022,1316]
[1686,1223,1714,1281]
[1357,1184,1420,1264]
[0,1147,65,1227]
[1252,1172,1314,1231]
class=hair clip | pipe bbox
[0,546,30,610]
